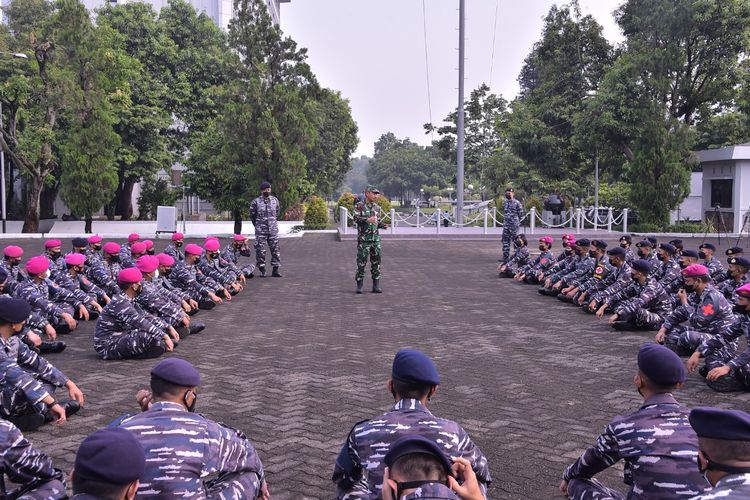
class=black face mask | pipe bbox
[733,304,749,314]
[262,192,271,198]
[175,241,183,248]
[93,244,102,251]
[588,250,597,258]
[209,252,219,259]
[609,259,616,266]
[505,193,512,199]
[684,283,696,293]
[637,250,646,258]
[620,243,628,249]
[699,251,707,260]
[538,245,546,251]
[50,251,62,259]
[699,450,750,479]
[147,250,155,255]
[657,254,665,261]
[110,255,120,263]
[162,268,172,277]
[679,261,688,269]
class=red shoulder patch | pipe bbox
[702,303,715,316]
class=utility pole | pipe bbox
[456,0,465,227]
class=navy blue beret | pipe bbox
[619,235,632,243]
[690,407,750,441]
[631,259,652,275]
[392,349,440,386]
[729,257,750,269]
[636,240,652,248]
[638,343,685,386]
[384,435,452,474]
[607,246,626,256]
[0,297,31,324]
[669,239,683,247]
[575,238,591,247]
[727,247,744,256]
[647,236,658,246]
[151,358,201,387]
[659,243,677,254]
[72,237,88,247]
[699,243,716,251]
[681,250,699,258]
[260,181,271,190]
[591,240,607,249]
[75,428,145,484]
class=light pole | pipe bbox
[0,52,29,233]
[456,0,466,227]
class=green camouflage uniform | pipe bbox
[354,200,386,281]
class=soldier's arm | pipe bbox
[663,304,692,331]
[563,423,621,481]
[332,423,369,499]
[249,199,258,224]
[204,421,266,496]
[0,421,66,487]
[48,280,83,308]
[455,427,491,496]
[0,361,52,404]
[727,320,750,370]
[20,286,63,319]
[352,203,370,226]
[16,342,69,388]
[117,303,165,339]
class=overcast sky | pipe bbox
[281,0,624,157]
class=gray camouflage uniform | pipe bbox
[16,279,80,330]
[607,277,673,330]
[662,286,736,356]
[222,243,255,277]
[88,260,121,298]
[697,312,750,391]
[689,473,750,499]
[250,195,281,270]
[94,294,168,360]
[163,243,185,263]
[501,198,524,262]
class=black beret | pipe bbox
[75,428,145,484]
[150,358,201,387]
[727,247,744,256]
[384,435,452,474]
[506,187,514,193]
[260,181,271,190]
[669,239,683,247]
[591,240,607,250]
[729,257,750,269]
[392,349,440,386]
[690,407,750,441]
[638,342,685,386]
[0,297,31,324]
[659,243,677,254]
[631,259,652,275]
[699,243,716,251]
[619,235,632,244]
[636,240,652,248]
[681,250,699,258]
[607,246,626,256]
[72,237,88,248]
[575,238,591,247]
[647,236,658,246]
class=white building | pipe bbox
[692,144,750,233]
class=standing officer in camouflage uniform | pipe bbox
[500,187,524,263]
[332,349,491,499]
[250,181,282,278]
[0,419,67,498]
[353,185,387,294]
[560,343,707,499]
[688,408,750,499]
[114,358,269,499]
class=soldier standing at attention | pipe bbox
[500,187,524,263]
[250,181,282,278]
[114,358,270,499]
[560,343,707,499]
[354,185,387,294]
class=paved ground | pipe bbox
[9,234,750,499]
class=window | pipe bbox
[710,179,733,209]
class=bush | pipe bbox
[336,192,357,225]
[524,194,544,213]
[283,203,305,221]
[629,222,664,233]
[304,196,329,229]
[137,178,179,220]
[666,221,711,233]
[375,195,393,214]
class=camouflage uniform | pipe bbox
[623,247,637,264]
[501,198,524,262]
[689,473,750,499]
[170,261,218,301]
[16,279,81,331]
[115,401,266,498]
[46,253,65,283]
[662,286,736,356]
[502,245,530,276]
[0,261,24,295]
[137,281,185,328]
[250,195,282,270]
[562,257,612,304]
[332,399,491,499]
[88,259,121,298]
[608,277,673,330]
[656,257,682,291]
[163,243,185,263]
[718,274,750,303]
[198,255,235,288]
[697,312,750,391]
[589,263,632,307]
[520,249,555,283]
[563,393,708,499]
[559,254,595,287]
[94,294,168,360]
[400,483,459,499]
[703,256,725,281]
[0,420,67,499]
[153,273,192,304]
[222,243,255,277]
[353,200,387,281]
[83,247,102,265]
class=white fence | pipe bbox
[339,206,629,235]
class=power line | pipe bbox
[489,0,499,87]
[422,0,434,142]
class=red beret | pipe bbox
[87,235,102,244]
[171,232,184,241]
[117,268,143,284]
[44,239,62,249]
[204,239,220,252]
[127,233,140,243]
[184,244,203,256]
[736,284,750,299]
[130,242,147,254]
[26,256,50,275]
[538,236,553,245]
[136,255,159,274]
[682,264,710,278]
[142,240,154,250]
[103,242,121,255]
[64,253,86,266]
[156,253,174,266]
[3,245,23,258]
[233,234,247,242]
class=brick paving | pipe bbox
[8,234,750,499]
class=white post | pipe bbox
[436,208,441,235]
[416,207,420,227]
[483,208,488,235]
[339,207,348,234]
[492,207,497,228]
[576,208,582,234]
[569,209,574,229]
[593,207,598,231]
[530,207,536,235]
[623,208,629,234]
[390,208,395,234]
[607,207,613,232]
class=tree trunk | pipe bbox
[85,215,92,233]
[233,209,242,235]
[117,178,136,220]
[22,175,43,233]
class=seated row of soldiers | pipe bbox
[498,233,750,394]
[0,233,256,432]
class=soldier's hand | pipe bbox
[103,294,111,304]
[607,314,619,326]
[381,467,396,500]
[164,335,175,352]
[448,457,483,500]
[26,331,42,346]
[367,216,378,224]
[90,300,103,313]
[182,301,191,313]
[707,365,732,381]
[687,352,702,373]
[62,313,77,330]
[559,479,569,496]
[66,381,85,405]
[168,326,180,341]
[77,304,90,321]
[209,292,223,304]
[136,389,153,411]
[655,328,667,344]
[259,481,270,500]
[189,299,199,309]
[677,288,688,305]
[221,288,232,301]
[44,324,57,340]
[182,314,190,327]
[589,300,598,310]
[50,403,66,425]
[595,305,607,319]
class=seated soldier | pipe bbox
[584,246,631,313]
[559,240,611,305]
[222,234,256,279]
[94,268,177,360]
[170,244,226,309]
[381,435,483,500]
[560,343,707,499]
[0,419,67,498]
[114,358,269,499]
[514,236,554,283]
[699,243,724,280]
[17,256,82,335]
[121,241,147,270]
[619,234,636,263]
[0,297,83,431]
[72,427,145,500]
[655,242,681,290]
[539,239,593,297]
[200,239,243,294]
[634,239,659,273]
[85,235,104,264]
[332,349,491,499]
[656,264,736,356]
[119,233,141,262]
[89,242,123,298]
[688,407,750,499]
[62,253,105,319]
[669,238,684,257]
[535,238,575,284]
[153,253,200,315]
[497,234,529,277]
[599,259,672,331]
[0,244,25,295]
[687,283,750,393]
[718,256,750,302]
[163,232,186,262]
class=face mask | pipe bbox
[10,259,20,267]
[620,243,628,249]
[657,254,665,261]
[110,255,120,263]
[50,251,62,259]
[684,283,695,293]
[147,250,155,256]
[210,252,219,259]
[538,245,546,251]
[175,241,183,248]
[679,261,688,269]
[74,266,83,274]
[609,259,617,266]
[699,251,707,260]
[588,250,597,258]
[262,192,271,198]
[93,244,102,251]
[162,268,172,277]
[733,304,749,314]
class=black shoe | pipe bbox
[611,321,631,331]
[230,288,240,295]
[135,344,167,359]
[245,271,255,279]
[698,366,708,378]
[272,267,282,277]
[372,279,382,293]
[259,266,266,277]
[356,280,363,294]
[38,341,66,354]
[11,412,45,432]
[187,308,199,316]
[189,322,205,335]
[198,299,216,310]
[55,324,72,335]
[175,326,190,339]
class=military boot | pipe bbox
[372,279,382,293]
[356,280,364,294]
[272,267,282,277]
[258,265,266,277]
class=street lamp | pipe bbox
[0,52,28,233]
